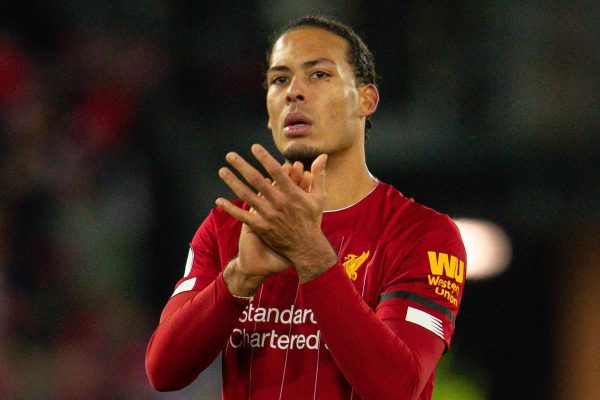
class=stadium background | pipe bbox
[0,2,598,399]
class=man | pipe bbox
[146,16,466,400]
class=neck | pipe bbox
[322,147,376,211]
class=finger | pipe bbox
[250,144,296,192]
[273,162,291,189]
[225,152,275,198]
[218,166,263,210]
[257,178,273,199]
[290,161,304,185]
[281,162,292,177]
[215,197,257,225]
[309,154,328,194]
[299,170,311,192]
[272,161,300,190]
[288,161,304,185]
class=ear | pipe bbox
[358,84,379,118]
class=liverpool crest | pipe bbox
[343,251,370,280]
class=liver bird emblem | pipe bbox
[343,250,370,281]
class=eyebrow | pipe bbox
[267,58,337,74]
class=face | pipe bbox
[266,28,376,165]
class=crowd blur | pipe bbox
[0,2,598,399]
[0,16,165,400]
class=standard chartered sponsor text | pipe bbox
[239,303,317,325]
[231,304,322,350]
[229,328,322,350]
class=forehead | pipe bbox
[269,27,351,68]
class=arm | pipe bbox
[302,263,445,400]
[145,209,254,391]
[216,146,462,399]
[304,216,466,399]
[145,228,294,392]
[145,269,249,391]
[146,160,309,391]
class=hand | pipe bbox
[216,144,338,283]
[280,160,312,192]
[222,158,314,296]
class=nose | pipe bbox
[286,76,305,104]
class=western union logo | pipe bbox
[343,251,370,281]
[427,251,465,283]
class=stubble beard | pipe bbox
[281,144,324,171]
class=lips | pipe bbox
[284,112,312,127]
[283,112,313,137]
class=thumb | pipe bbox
[309,154,328,194]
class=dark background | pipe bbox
[1,2,598,399]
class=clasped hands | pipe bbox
[216,144,338,297]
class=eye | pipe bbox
[270,76,288,85]
[311,71,330,79]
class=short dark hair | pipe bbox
[266,16,379,136]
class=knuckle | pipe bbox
[247,174,263,187]
[260,206,277,220]
[267,164,283,178]
[254,222,269,235]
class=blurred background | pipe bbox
[0,1,598,399]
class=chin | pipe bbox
[282,144,324,170]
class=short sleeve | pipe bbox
[171,210,223,297]
[376,214,466,349]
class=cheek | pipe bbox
[266,100,279,130]
[327,89,359,121]
[266,107,283,149]
[344,87,361,114]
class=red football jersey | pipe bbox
[167,181,466,399]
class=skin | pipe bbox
[151,30,446,398]
[266,27,379,211]
[218,27,380,297]
[161,27,380,312]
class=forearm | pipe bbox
[222,256,266,297]
[294,234,339,283]
[145,272,248,391]
[301,264,432,400]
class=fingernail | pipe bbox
[226,152,237,162]
[252,144,263,153]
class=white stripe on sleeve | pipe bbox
[184,247,194,277]
[171,277,197,297]
[405,306,444,340]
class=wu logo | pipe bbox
[427,251,465,283]
[343,251,370,281]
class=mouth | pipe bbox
[283,112,313,137]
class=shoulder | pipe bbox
[210,199,246,224]
[376,181,461,244]
[410,203,461,240]
[192,200,245,241]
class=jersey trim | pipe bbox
[172,277,197,297]
[379,290,455,325]
[405,306,444,339]
[322,180,379,213]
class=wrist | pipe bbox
[223,257,265,298]
[294,237,339,283]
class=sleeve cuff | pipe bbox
[301,261,348,293]
[217,271,254,308]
